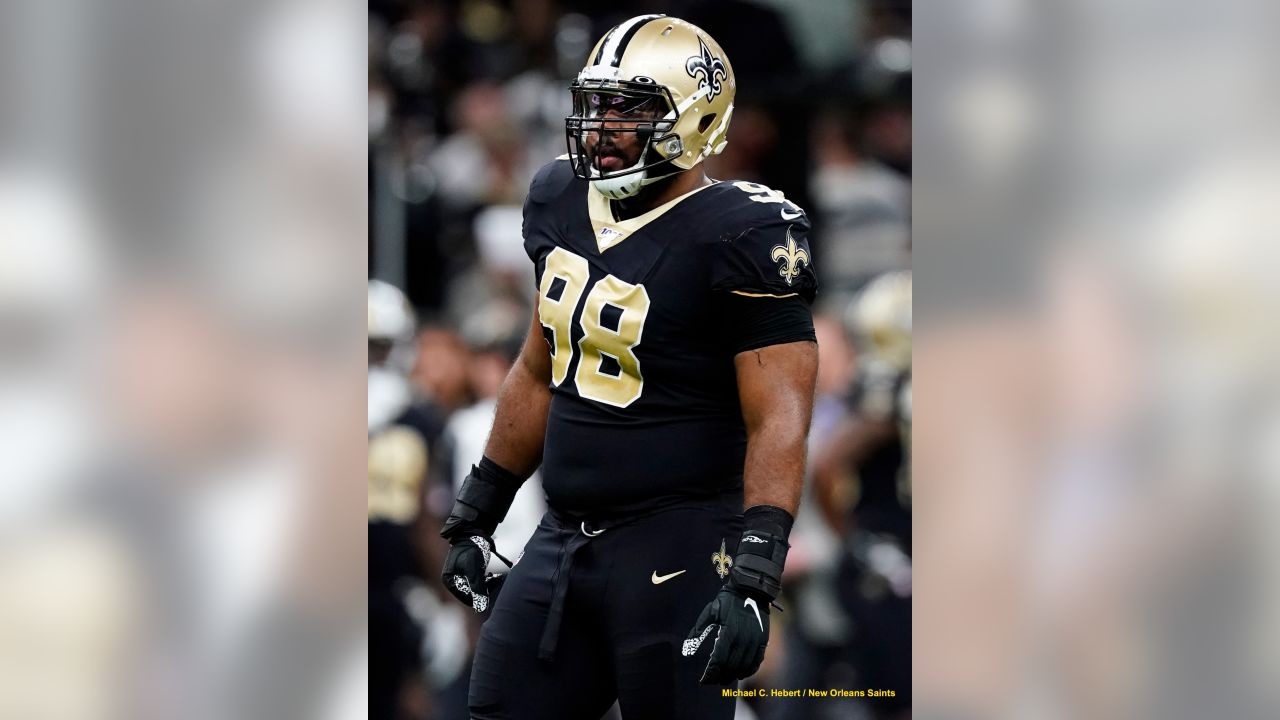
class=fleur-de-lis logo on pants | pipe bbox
[771,225,810,286]
[686,37,728,102]
[711,539,733,579]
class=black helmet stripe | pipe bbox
[594,14,665,68]
[591,25,617,65]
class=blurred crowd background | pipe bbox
[367,1,912,719]
[2,1,368,718]
[4,0,1279,718]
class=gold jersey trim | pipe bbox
[729,290,800,299]
[587,179,718,253]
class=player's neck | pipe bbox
[611,167,711,221]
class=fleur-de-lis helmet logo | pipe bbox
[685,37,728,102]
[771,225,810,286]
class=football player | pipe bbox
[439,16,818,719]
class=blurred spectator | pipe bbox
[428,82,538,210]
[412,327,473,414]
[810,107,911,311]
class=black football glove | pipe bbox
[683,505,792,684]
[441,534,507,612]
[683,584,771,684]
[440,458,523,613]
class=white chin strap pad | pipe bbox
[590,157,647,200]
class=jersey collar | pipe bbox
[586,180,718,253]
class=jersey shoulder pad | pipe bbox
[703,179,812,234]
[523,157,579,264]
[707,180,816,300]
[526,156,578,206]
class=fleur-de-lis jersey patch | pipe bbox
[770,225,810,286]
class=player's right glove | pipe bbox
[440,457,523,613]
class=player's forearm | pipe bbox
[736,341,817,515]
[742,416,809,515]
[482,359,551,479]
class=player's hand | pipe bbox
[439,458,524,613]
[441,534,496,613]
[683,504,794,684]
[682,585,770,684]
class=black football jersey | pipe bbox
[523,158,818,516]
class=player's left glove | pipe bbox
[683,504,792,684]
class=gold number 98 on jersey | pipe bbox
[537,247,652,408]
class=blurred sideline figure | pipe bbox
[812,270,912,720]
[369,279,455,720]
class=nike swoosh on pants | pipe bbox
[650,570,687,584]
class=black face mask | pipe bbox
[565,79,679,182]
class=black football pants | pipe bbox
[468,501,744,720]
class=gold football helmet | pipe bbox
[566,15,736,199]
[847,271,913,372]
